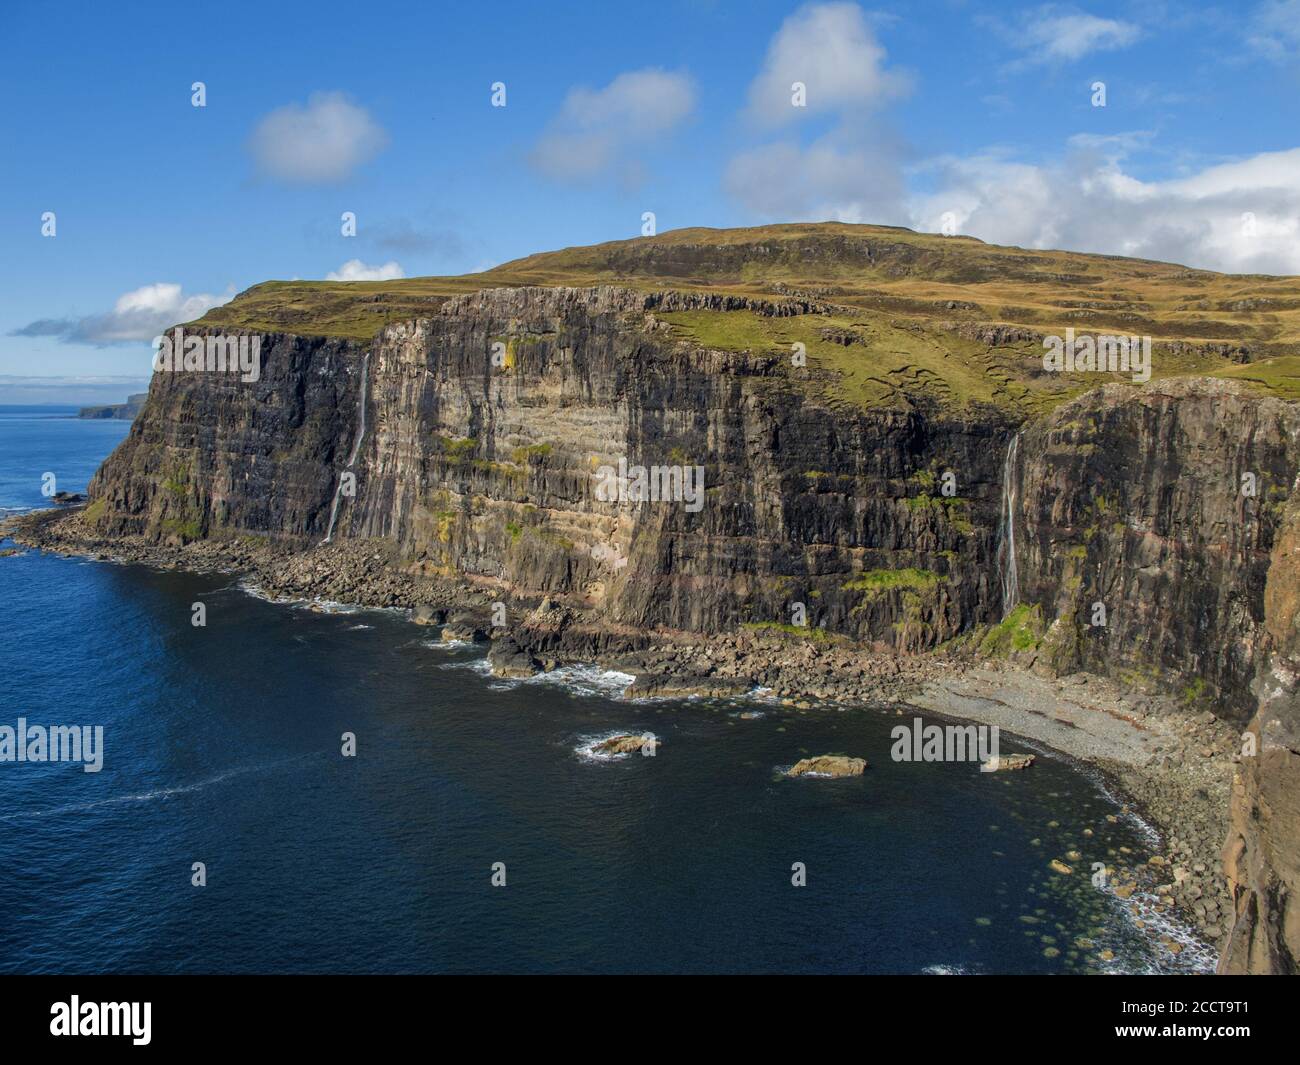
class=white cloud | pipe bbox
[724,133,906,222]
[325,259,405,282]
[911,143,1300,274]
[1246,0,1300,62]
[11,283,234,345]
[723,4,1300,275]
[530,68,695,182]
[745,2,909,124]
[726,4,909,222]
[1004,5,1141,63]
[248,91,388,184]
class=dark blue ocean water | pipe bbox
[0,408,1213,974]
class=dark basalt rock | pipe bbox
[623,674,753,700]
[487,635,541,678]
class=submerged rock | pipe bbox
[786,755,867,778]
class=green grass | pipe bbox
[434,435,477,460]
[161,517,201,540]
[842,568,941,595]
[976,604,1044,656]
[741,621,834,642]
[182,221,1300,413]
[1209,355,1300,401]
[510,443,553,462]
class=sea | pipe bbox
[0,406,1215,974]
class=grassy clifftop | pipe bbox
[192,221,1300,413]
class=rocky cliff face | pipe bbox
[1219,490,1300,973]
[1019,380,1300,720]
[347,286,1010,647]
[90,333,363,542]
[89,288,1298,699]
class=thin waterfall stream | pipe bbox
[321,350,370,545]
[997,432,1020,617]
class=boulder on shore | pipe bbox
[786,755,867,778]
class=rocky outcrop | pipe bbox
[487,635,541,677]
[594,734,657,756]
[623,674,752,700]
[1219,489,1300,974]
[983,753,1035,771]
[786,755,867,778]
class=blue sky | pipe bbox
[3,0,1299,402]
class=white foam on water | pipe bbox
[1101,882,1218,974]
[299,597,359,615]
[480,663,636,700]
[0,756,312,822]
[425,637,476,650]
[573,729,659,763]
[237,578,295,605]
[438,657,494,674]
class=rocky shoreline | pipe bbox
[2,505,1236,953]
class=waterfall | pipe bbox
[996,432,1020,617]
[321,351,370,545]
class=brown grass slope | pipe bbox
[192,221,1300,414]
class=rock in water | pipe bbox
[786,755,867,778]
[594,734,656,756]
[487,636,541,678]
[441,619,488,643]
[623,674,752,700]
[982,753,1035,772]
[411,604,447,626]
